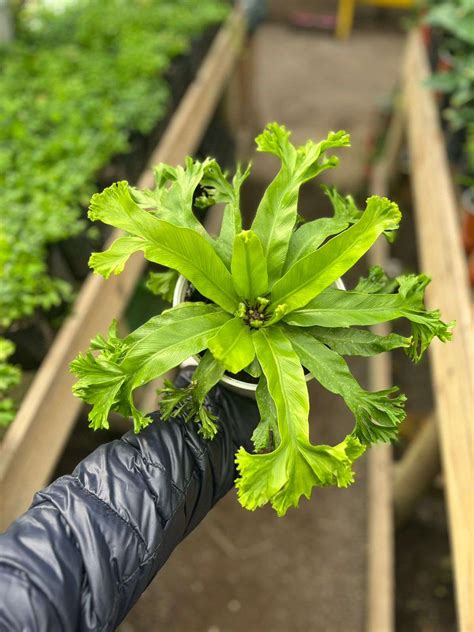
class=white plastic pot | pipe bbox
[173,275,346,398]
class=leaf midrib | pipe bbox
[124,311,226,360]
[260,331,303,444]
[243,244,253,298]
[292,304,405,317]
[223,320,249,357]
[271,219,378,309]
[287,217,349,269]
[128,322,224,382]
[259,173,292,259]
[149,227,238,311]
[255,156,301,273]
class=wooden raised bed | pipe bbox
[402,30,473,632]
[365,107,403,632]
[366,29,473,632]
[0,7,246,529]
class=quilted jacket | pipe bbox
[0,371,259,631]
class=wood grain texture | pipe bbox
[404,30,474,632]
[394,414,440,527]
[366,159,397,632]
[0,8,246,530]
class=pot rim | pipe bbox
[173,274,346,394]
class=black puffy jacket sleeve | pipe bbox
[0,372,259,631]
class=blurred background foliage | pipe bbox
[0,0,228,425]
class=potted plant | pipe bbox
[71,123,453,516]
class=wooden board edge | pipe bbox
[366,158,398,632]
[403,30,474,631]
[366,256,395,632]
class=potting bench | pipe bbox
[0,7,249,530]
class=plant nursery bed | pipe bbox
[0,0,234,404]
[366,28,473,631]
[403,30,473,631]
[386,175,457,631]
[0,7,246,529]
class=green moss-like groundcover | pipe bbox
[0,0,228,425]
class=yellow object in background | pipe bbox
[336,0,415,39]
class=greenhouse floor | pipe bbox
[118,19,405,632]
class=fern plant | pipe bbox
[71,123,452,516]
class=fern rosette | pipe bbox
[71,123,453,516]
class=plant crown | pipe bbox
[71,123,453,516]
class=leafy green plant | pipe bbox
[423,0,474,181]
[0,338,21,427]
[146,269,180,304]
[466,124,474,183]
[0,0,228,412]
[424,0,474,49]
[71,123,453,516]
[0,0,228,328]
[427,54,474,131]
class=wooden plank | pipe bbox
[366,161,396,632]
[223,32,258,159]
[403,30,474,632]
[0,8,246,530]
[367,443,394,632]
[378,98,405,185]
[394,413,440,527]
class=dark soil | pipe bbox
[396,488,457,632]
